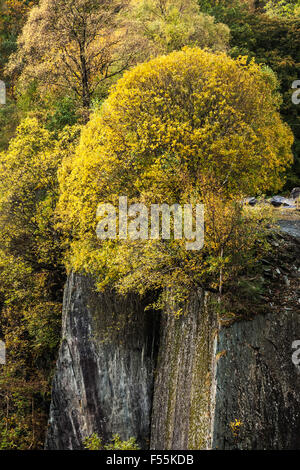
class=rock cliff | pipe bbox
[46,231,300,450]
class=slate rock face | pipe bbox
[213,309,300,449]
[290,187,300,200]
[150,291,218,450]
[150,294,300,450]
[45,272,160,450]
[46,231,300,450]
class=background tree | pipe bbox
[7,0,141,112]
[0,118,80,448]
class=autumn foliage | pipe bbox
[57,47,293,303]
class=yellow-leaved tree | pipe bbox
[57,47,293,310]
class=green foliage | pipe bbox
[0,379,48,449]
[105,434,140,450]
[0,1,40,149]
[198,0,250,19]
[84,433,103,450]
[45,96,78,133]
[0,97,19,150]
[84,433,140,450]
[0,118,79,269]
[198,1,300,187]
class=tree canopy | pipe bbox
[129,0,229,53]
[57,47,293,302]
[7,0,140,110]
